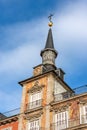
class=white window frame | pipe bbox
[27,119,40,130]
[29,91,42,109]
[54,111,68,130]
[80,105,87,124]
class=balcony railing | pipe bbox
[0,108,20,121]
[26,99,42,110]
[28,127,43,130]
[81,115,87,124]
[51,121,68,130]
[51,115,87,130]
[68,118,80,128]
[54,92,74,102]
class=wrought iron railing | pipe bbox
[81,115,87,124]
[68,118,80,128]
[51,115,87,130]
[0,108,20,120]
[54,85,87,102]
[51,120,68,130]
[28,127,43,130]
[26,99,42,110]
[54,92,74,102]
[73,85,87,94]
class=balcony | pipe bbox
[51,121,68,130]
[26,99,43,111]
[28,128,44,130]
[81,115,87,124]
[51,115,87,130]
[54,92,74,102]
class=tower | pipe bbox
[18,17,74,130]
[40,28,58,71]
[0,16,87,130]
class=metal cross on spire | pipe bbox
[48,14,53,22]
[48,14,53,27]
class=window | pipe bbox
[28,119,39,130]
[2,127,12,130]
[29,92,41,109]
[54,111,68,130]
[80,105,87,124]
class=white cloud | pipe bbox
[0,0,87,77]
[52,1,87,72]
[0,0,87,111]
[0,44,40,74]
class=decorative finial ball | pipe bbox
[48,22,53,27]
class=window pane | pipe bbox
[54,111,68,129]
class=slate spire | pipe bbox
[40,16,58,71]
[45,28,54,49]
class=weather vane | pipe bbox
[48,14,53,27]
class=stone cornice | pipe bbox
[65,123,87,130]
[0,115,18,125]
[50,104,69,112]
[27,81,44,93]
[50,92,87,106]
[24,110,43,120]
[25,106,43,114]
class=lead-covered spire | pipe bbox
[45,28,54,49]
[40,16,58,70]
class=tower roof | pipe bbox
[45,28,54,49]
[40,28,58,57]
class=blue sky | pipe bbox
[0,0,87,112]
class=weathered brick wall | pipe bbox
[0,121,18,130]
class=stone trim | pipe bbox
[79,99,87,105]
[24,110,43,120]
[27,81,44,93]
[0,116,18,125]
[50,104,69,112]
[25,106,43,113]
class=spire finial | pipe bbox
[48,14,53,27]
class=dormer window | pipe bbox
[54,80,66,101]
[54,80,73,102]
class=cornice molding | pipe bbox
[27,81,44,93]
[50,104,69,112]
[24,110,43,120]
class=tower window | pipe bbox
[27,92,42,110]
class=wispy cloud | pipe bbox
[0,0,87,111]
[53,1,87,69]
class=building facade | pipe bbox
[0,114,18,130]
[0,22,87,130]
